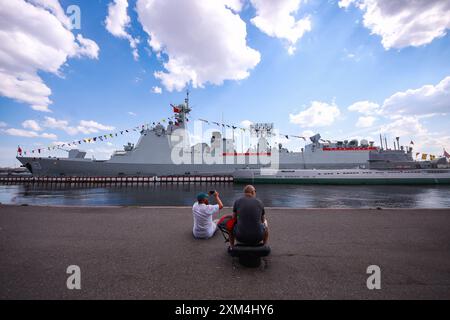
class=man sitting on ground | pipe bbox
[192,191,224,239]
[229,185,268,247]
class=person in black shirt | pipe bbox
[230,185,269,247]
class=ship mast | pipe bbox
[185,89,189,109]
[174,90,191,129]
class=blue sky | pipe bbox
[1,0,450,167]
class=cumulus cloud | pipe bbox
[240,120,254,128]
[348,100,381,115]
[39,132,58,140]
[224,0,244,12]
[3,128,57,139]
[338,0,357,8]
[74,34,100,59]
[42,117,115,135]
[378,115,450,155]
[382,76,450,116]
[151,86,162,94]
[136,0,260,91]
[0,0,100,112]
[250,0,311,54]
[346,77,450,154]
[105,0,140,60]
[301,130,315,138]
[339,0,450,49]
[22,120,42,131]
[379,116,426,137]
[347,76,450,120]
[78,120,115,133]
[356,115,376,127]
[289,101,341,127]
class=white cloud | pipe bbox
[136,0,261,91]
[240,120,253,128]
[22,120,42,131]
[348,100,381,115]
[0,0,100,112]
[30,105,52,113]
[376,115,450,155]
[74,34,100,60]
[338,0,357,8]
[289,101,341,127]
[0,121,8,128]
[3,128,39,138]
[356,115,376,127]
[128,111,137,116]
[42,117,71,133]
[152,86,162,94]
[250,0,311,54]
[105,0,131,38]
[42,117,115,135]
[340,0,450,49]
[78,120,115,133]
[3,128,57,139]
[223,0,244,12]
[40,132,58,140]
[379,116,426,137]
[105,0,139,60]
[301,130,315,138]
[348,76,450,120]
[382,76,450,116]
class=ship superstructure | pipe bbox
[16,94,443,177]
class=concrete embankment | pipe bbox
[0,205,449,299]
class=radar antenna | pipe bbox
[250,123,274,138]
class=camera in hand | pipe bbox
[208,190,216,195]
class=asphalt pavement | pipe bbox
[1,205,449,299]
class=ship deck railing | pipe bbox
[0,175,234,184]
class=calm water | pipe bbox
[0,183,449,208]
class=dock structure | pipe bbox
[0,175,234,184]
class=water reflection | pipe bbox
[1,183,449,208]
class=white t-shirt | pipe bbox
[192,202,220,239]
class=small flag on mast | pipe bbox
[171,104,181,113]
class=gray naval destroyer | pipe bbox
[16,94,449,181]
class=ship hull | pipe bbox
[16,156,367,177]
[233,169,450,185]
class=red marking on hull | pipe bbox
[322,147,377,151]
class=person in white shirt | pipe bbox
[192,191,224,239]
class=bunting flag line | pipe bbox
[17,116,310,156]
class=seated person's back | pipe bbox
[192,191,223,239]
[233,190,266,244]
